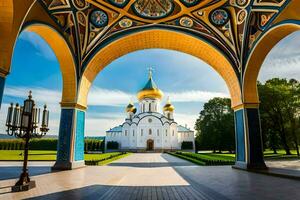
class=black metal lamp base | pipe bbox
[11,181,36,192]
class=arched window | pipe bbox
[165,129,168,136]
[149,103,151,112]
[157,129,159,136]
[125,130,127,136]
[141,129,143,136]
[133,130,135,136]
[168,113,171,119]
[149,129,152,135]
[143,104,145,112]
[172,130,175,136]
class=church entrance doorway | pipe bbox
[147,139,154,151]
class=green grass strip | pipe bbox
[168,152,206,166]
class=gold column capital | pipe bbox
[232,102,260,111]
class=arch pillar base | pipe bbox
[233,104,267,170]
[52,105,86,171]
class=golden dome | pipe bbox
[163,98,174,112]
[137,69,163,100]
[126,102,136,113]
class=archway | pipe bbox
[78,29,242,109]
[243,23,300,104]
[59,29,253,169]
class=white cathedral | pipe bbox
[105,70,195,152]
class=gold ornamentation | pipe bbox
[179,17,194,27]
[119,18,133,28]
[237,9,247,24]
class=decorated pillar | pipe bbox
[233,103,266,170]
[52,103,86,170]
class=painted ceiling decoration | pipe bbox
[38,0,291,74]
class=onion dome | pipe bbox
[126,102,136,113]
[137,69,163,100]
[163,98,174,112]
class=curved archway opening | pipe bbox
[243,23,300,103]
[23,24,77,104]
[79,29,242,109]
[0,28,66,135]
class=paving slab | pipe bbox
[0,153,299,200]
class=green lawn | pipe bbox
[0,150,130,165]
[170,149,300,166]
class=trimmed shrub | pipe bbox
[106,141,119,149]
[84,139,103,152]
[181,141,194,150]
[174,151,235,166]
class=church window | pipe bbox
[149,103,151,112]
[168,113,171,119]
[157,130,159,136]
[165,130,167,136]
[172,130,175,136]
[133,130,135,136]
[141,129,143,136]
[149,129,152,135]
[125,130,127,136]
[143,104,145,112]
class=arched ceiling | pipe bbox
[38,0,290,76]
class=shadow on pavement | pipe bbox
[0,166,52,180]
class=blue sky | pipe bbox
[0,31,300,136]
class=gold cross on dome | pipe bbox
[147,67,154,78]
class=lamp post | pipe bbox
[6,91,49,192]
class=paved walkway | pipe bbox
[0,153,299,200]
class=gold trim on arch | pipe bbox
[78,29,242,109]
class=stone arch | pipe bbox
[79,29,242,108]
[243,22,300,104]
[20,23,77,104]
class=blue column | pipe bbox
[52,108,86,170]
[0,76,6,109]
[233,106,266,170]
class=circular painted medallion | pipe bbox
[108,0,129,8]
[90,10,108,28]
[236,0,248,7]
[180,0,200,7]
[179,17,194,28]
[119,18,133,28]
[133,0,174,19]
[210,9,229,26]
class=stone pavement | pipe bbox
[0,153,299,200]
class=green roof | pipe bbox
[141,76,158,90]
[177,125,192,132]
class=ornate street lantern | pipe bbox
[6,91,50,192]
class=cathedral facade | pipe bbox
[105,70,195,152]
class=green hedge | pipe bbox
[85,152,126,165]
[181,141,194,150]
[84,139,104,152]
[173,152,235,166]
[106,141,119,149]
[0,139,104,151]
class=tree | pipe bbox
[195,97,235,152]
[258,78,300,156]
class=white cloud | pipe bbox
[88,86,229,106]
[19,31,57,61]
[88,86,132,106]
[164,91,229,103]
